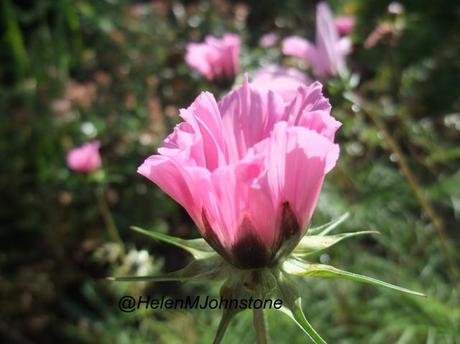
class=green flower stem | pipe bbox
[253,308,268,344]
[95,188,125,254]
[213,313,233,344]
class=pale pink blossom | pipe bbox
[251,65,311,103]
[67,141,102,173]
[282,2,352,78]
[259,32,278,48]
[335,16,355,35]
[185,33,240,87]
[138,76,340,268]
[388,2,404,14]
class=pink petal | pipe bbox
[315,2,345,76]
[204,158,267,247]
[259,32,278,48]
[335,16,355,35]
[255,122,339,233]
[186,33,240,82]
[282,36,315,60]
[282,2,351,78]
[218,76,286,163]
[66,140,101,172]
[178,92,226,170]
[338,37,352,55]
[251,64,312,103]
[283,82,341,141]
[137,155,211,229]
[185,43,215,80]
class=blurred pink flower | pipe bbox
[185,33,240,87]
[251,64,311,103]
[138,76,340,268]
[67,141,102,173]
[259,32,278,48]
[335,16,355,35]
[282,2,352,78]
[388,2,404,14]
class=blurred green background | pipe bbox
[1,0,459,343]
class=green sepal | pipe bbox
[108,255,226,283]
[293,231,379,257]
[307,213,350,236]
[282,259,425,297]
[131,226,214,259]
[272,270,327,344]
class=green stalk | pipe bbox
[95,188,125,254]
[213,312,233,344]
[253,308,268,344]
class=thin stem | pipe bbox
[344,92,460,291]
[95,188,125,254]
[213,312,233,344]
[253,308,268,344]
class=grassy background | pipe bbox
[1,0,459,343]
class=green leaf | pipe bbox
[427,146,460,164]
[281,302,327,344]
[293,231,379,257]
[131,226,214,259]
[108,255,225,283]
[273,270,327,344]
[307,213,350,236]
[282,259,425,297]
[2,0,30,78]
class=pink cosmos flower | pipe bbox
[282,2,352,78]
[138,76,340,268]
[66,141,102,173]
[335,16,355,35]
[259,32,278,48]
[185,33,240,88]
[251,65,311,103]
